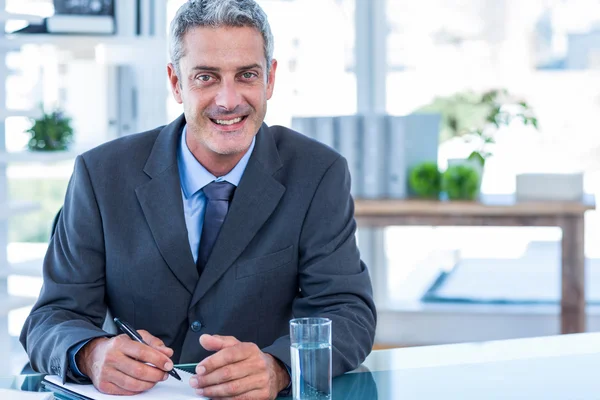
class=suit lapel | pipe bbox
[135,115,198,295]
[189,124,285,308]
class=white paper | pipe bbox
[0,388,53,400]
[44,368,208,400]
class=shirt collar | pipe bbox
[178,124,255,199]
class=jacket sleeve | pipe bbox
[19,155,111,382]
[262,156,377,377]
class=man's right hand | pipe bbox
[76,330,175,395]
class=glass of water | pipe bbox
[290,317,332,400]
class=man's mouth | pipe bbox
[211,116,246,126]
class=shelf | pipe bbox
[0,147,90,163]
[355,193,596,219]
[0,34,164,51]
[0,109,40,119]
[0,259,43,278]
[0,12,44,24]
[0,295,36,316]
[0,201,40,220]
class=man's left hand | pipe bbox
[190,334,290,399]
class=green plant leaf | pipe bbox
[416,88,539,155]
[409,162,442,199]
[467,151,486,167]
[531,117,539,129]
[442,164,480,201]
[26,107,73,151]
[447,116,458,133]
[481,90,497,103]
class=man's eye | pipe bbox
[197,75,211,82]
[242,72,256,79]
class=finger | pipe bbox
[197,374,266,399]
[138,330,174,357]
[155,346,174,358]
[213,334,241,343]
[137,330,165,346]
[192,360,251,388]
[108,367,160,393]
[120,340,174,372]
[95,380,140,396]
[113,355,170,384]
[198,344,255,374]
[199,334,241,352]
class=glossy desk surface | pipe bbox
[4,332,600,399]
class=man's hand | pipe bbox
[190,334,290,400]
[76,330,175,395]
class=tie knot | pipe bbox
[202,181,236,201]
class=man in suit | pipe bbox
[20,0,376,399]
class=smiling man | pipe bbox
[172,24,275,177]
[20,1,377,399]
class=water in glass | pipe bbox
[291,342,332,399]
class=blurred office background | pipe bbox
[1,0,600,375]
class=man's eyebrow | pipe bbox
[190,64,263,73]
[237,63,263,71]
[190,65,220,72]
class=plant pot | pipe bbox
[26,109,73,152]
[408,162,442,200]
[443,161,481,201]
[27,138,70,151]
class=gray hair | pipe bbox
[169,0,274,78]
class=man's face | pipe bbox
[168,26,277,158]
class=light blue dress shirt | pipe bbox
[178,125,255,263]
[68,124,255,377]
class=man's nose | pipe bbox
[214,80,242,111]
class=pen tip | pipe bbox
[170,370,182,380]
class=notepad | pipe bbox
[42,367,208,400]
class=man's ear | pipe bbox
[266,59,278,100]
[167,63,183,104]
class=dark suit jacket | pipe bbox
[20,115,377,382]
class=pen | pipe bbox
[114,317,181,381]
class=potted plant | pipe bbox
[442,164,480,201]
[26,108,73,151]
[419,88,539,168]
[409,162,442,199]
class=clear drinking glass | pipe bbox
[290,317,332,400]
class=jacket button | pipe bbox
[190,321,202,332]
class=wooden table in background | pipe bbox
[354,194,596,334]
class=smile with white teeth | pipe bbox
[214,117,243,125]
